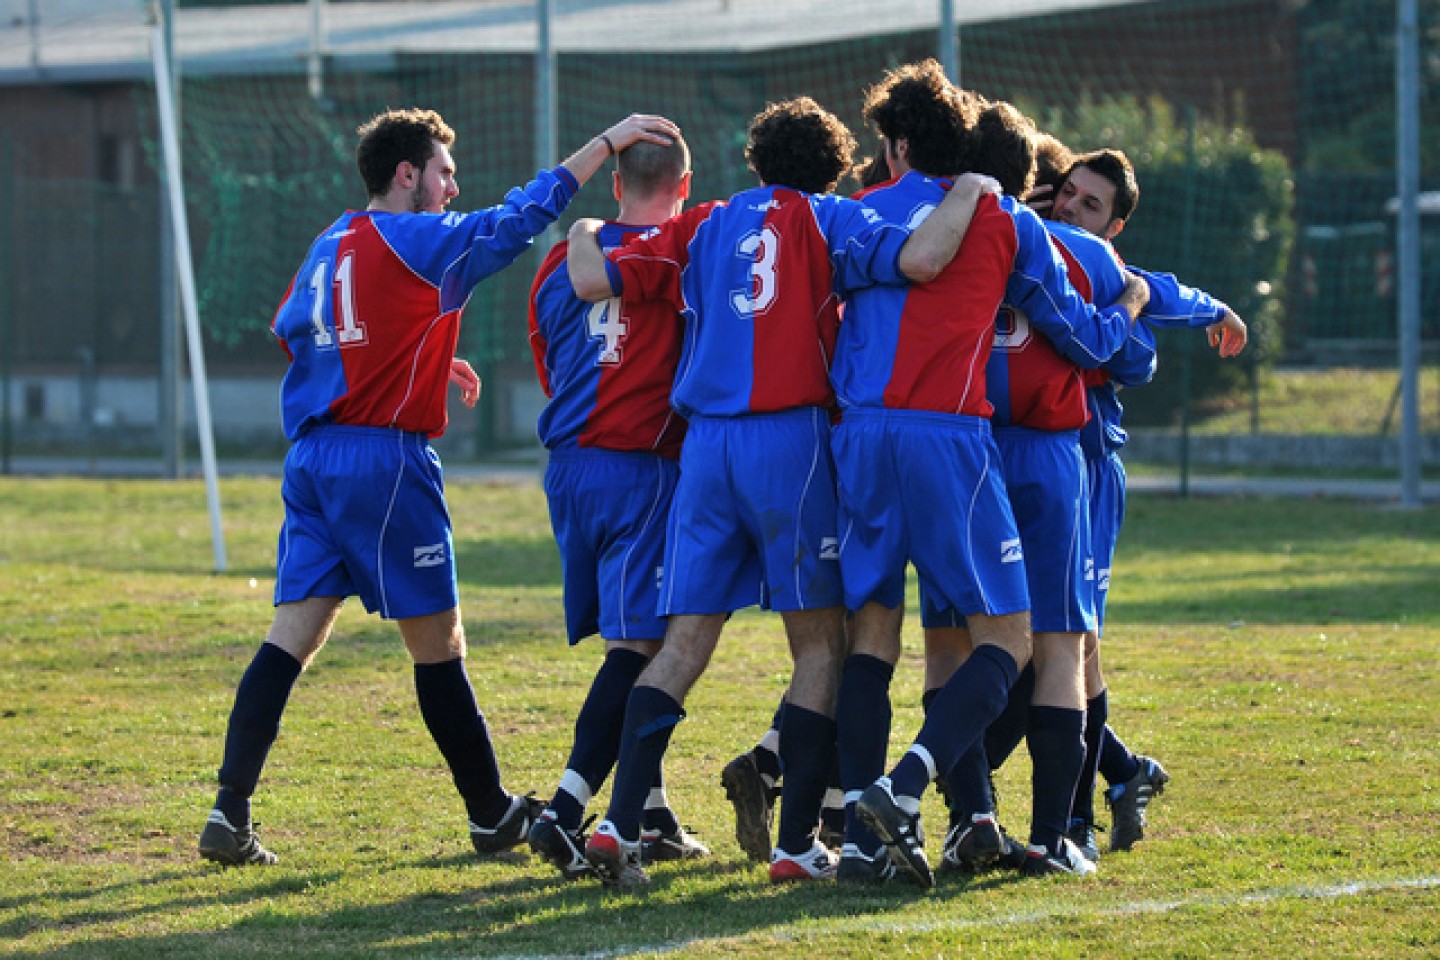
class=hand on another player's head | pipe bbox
[1024,182,1054,215]
[603,114,681,153]
[1207,309,1248,358]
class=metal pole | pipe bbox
[26,0,39,73]
[1177,105,1198,498]
[157,0,181,478]
[536,0,557,173]
[307,0,326,102]
[1396,0,1422,507]
[152,19,228,572]
[0,136,12,474]
[939,0,958,84]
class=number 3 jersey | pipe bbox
[528,222,686,457]
[270,168,578,440]
[604,186,911,419]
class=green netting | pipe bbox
[4,0,1437,455]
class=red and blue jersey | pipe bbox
[271,167,577,440]
[986,220,1138,430]
[529,221,685,457]
[834,172,1004,416]
[606,185,910,418]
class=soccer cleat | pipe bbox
[835,843,897,885]
[1106,755,1170,852]
[641,825,711,862]
[721,751,774,864]
[856,777,933,889]
[1065,818,1101,863]
[938,812,1003,875]
[1019,838,1097,878]
[997,828,1029,870]
[470,792,545,856]
[199,810,279,866]
[528,812,593,880]
[768,840,838,883]
[584,819,649,889]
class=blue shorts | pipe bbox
[833,408,1028,618]
[661,408,841,615]
[1087,450,1126,635]
[275,425,457,620]
[995,426,1095,634]
[544,447,678,644]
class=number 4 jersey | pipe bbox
[270,168,578,440]
[528,222,686,457]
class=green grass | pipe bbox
[1192,365,1440,436]
[1,478,1438,958]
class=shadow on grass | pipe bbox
[12,856,1031,959]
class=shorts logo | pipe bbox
[654,565,665,590]
[413,543,447,568]
[1084,557,1095,581]
[1000,538,1024,564]
[819,537,839,561]
[1097,567,1111,592]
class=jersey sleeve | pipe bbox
[1005,202,1131,369]
[609,203,714,312]
[1132,267,1229,329]
[1102,316,1159,387]
[814,194,912,296]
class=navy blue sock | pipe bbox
[836,654,893,853]
[1027,705,1086,854]
[944,740,995,824]
[215,642,303,826]
[776,703,837,855]
[605,685,683,841]
[984,663,1035,771]
[414,658,507,826]
[549,647,649,830]
[890,644,1019,799]
[1072,690,1109,825]
[1099,721,1141,787]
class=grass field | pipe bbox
[1,476,1438,958]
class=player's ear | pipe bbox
[396,160,417,189]
[1105,218,1125,240]
[612,169,623,203]
[678,171,693,200]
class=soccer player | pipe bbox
[197,107,679,867]
[834,66,1150,889]
[565,95,986,888]
[1045,143,1245,854]
[524,134,709,880]
[920,101,1161,879]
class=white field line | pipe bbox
[477,875,1440,960]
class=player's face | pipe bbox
[410,141,459,214]
[1055,166,1122,239]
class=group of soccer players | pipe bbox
[199,59,1245,893]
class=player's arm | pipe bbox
[566,218,616,302]
[1127,266,1247,358]
[898,173,1002,282]
[1102,317,1159,388]
[560,114,681,188]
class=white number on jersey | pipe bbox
[587,297,628,366]
[306,254,367,350]
[993,304,1034,352]
[731,225,780,317]
[905,203,936,231]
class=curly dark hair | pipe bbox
[1073,148,1140,222]
[861,59,980,178]
[745,97,855,195]
[355,108,455,199]
[971,100,1037,198]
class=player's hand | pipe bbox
[602,114,681,153]
[1118,272,1151,321]
[954,172,1002,197]
[1207,309,1248,358]
[568,217,605,242]
[1024,182,1054,215]
[449,358,481,408]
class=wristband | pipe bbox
[599,133,616,156]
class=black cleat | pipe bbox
[1065,818,1101,863]
[1020,838,1096,878]
[939,813,1002,875]
[528,812,593,879]
[721,752,774,863]
[641,825,710,862]
[1106,755,1170,852]
[471,793,545,856]
[856,777,933,889]
[199,810,278,866]
[835,844,898,885]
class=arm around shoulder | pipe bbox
[898,173,1000,282]
[566,218,617,302]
